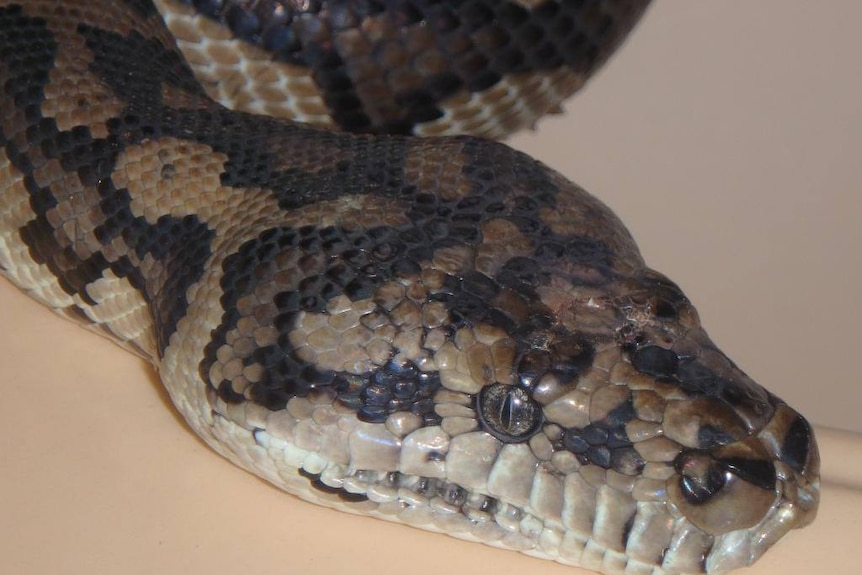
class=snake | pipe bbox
[0,1,820,574]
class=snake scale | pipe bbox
[0,1,820,574]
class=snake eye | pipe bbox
[477,383,543,442]
[668,442,778,535]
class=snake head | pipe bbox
[197,143,819,574]
[459,265,821,573]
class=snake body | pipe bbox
[0,1,820,574]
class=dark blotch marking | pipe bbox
[185,0,652,134]
[636,272,689,319]
[126,0,158,18]
[335,361,442,425]
[610,446,645,476]
[583,425,609,446]
[675,450,776,506]
[586,445,611,468]
[781,415,813,474]
[603,398,636,428]
[496,256,543,299]
[443,483,467,507]
[675,359,771,417]
[561,421,638,470]
[82,21,413,206]
[675,360,725,395]
[562,431,588,454]
[720,457,776,492]
[298,469,369,503]
[515,334,595,394]
[203,225,443,414]
[79,23,206,104]
[63,303,91,324]
[631,345,679,379]
[124,213,214,352]
[0,10,214,356]
[515,351,549,384]
[548,335,595,380]
[698,424,737,450]
[621,511,636,551]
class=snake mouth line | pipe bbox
[297,467,532,531]
[294,464,816,575]
[241,415,556,550]
[233,410,532,529]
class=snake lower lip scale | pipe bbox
[0,0,820,573]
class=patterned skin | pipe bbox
[0,2,818,575]
[157,0,652,136]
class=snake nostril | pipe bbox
[674,450,727,504]
[670,446,780,535]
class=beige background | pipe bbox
[1,1,860,574]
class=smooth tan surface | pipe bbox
[1,1,860,574]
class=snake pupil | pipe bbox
[500,392,514,430]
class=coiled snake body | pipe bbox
[0,1,820,574]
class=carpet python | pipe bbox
[0,1,820,574]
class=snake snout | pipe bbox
[667,437,780,536]
[759,404,820,480]
[664,416,820,573]
[757,404,821,525]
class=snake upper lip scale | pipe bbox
[0,1,819,574]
